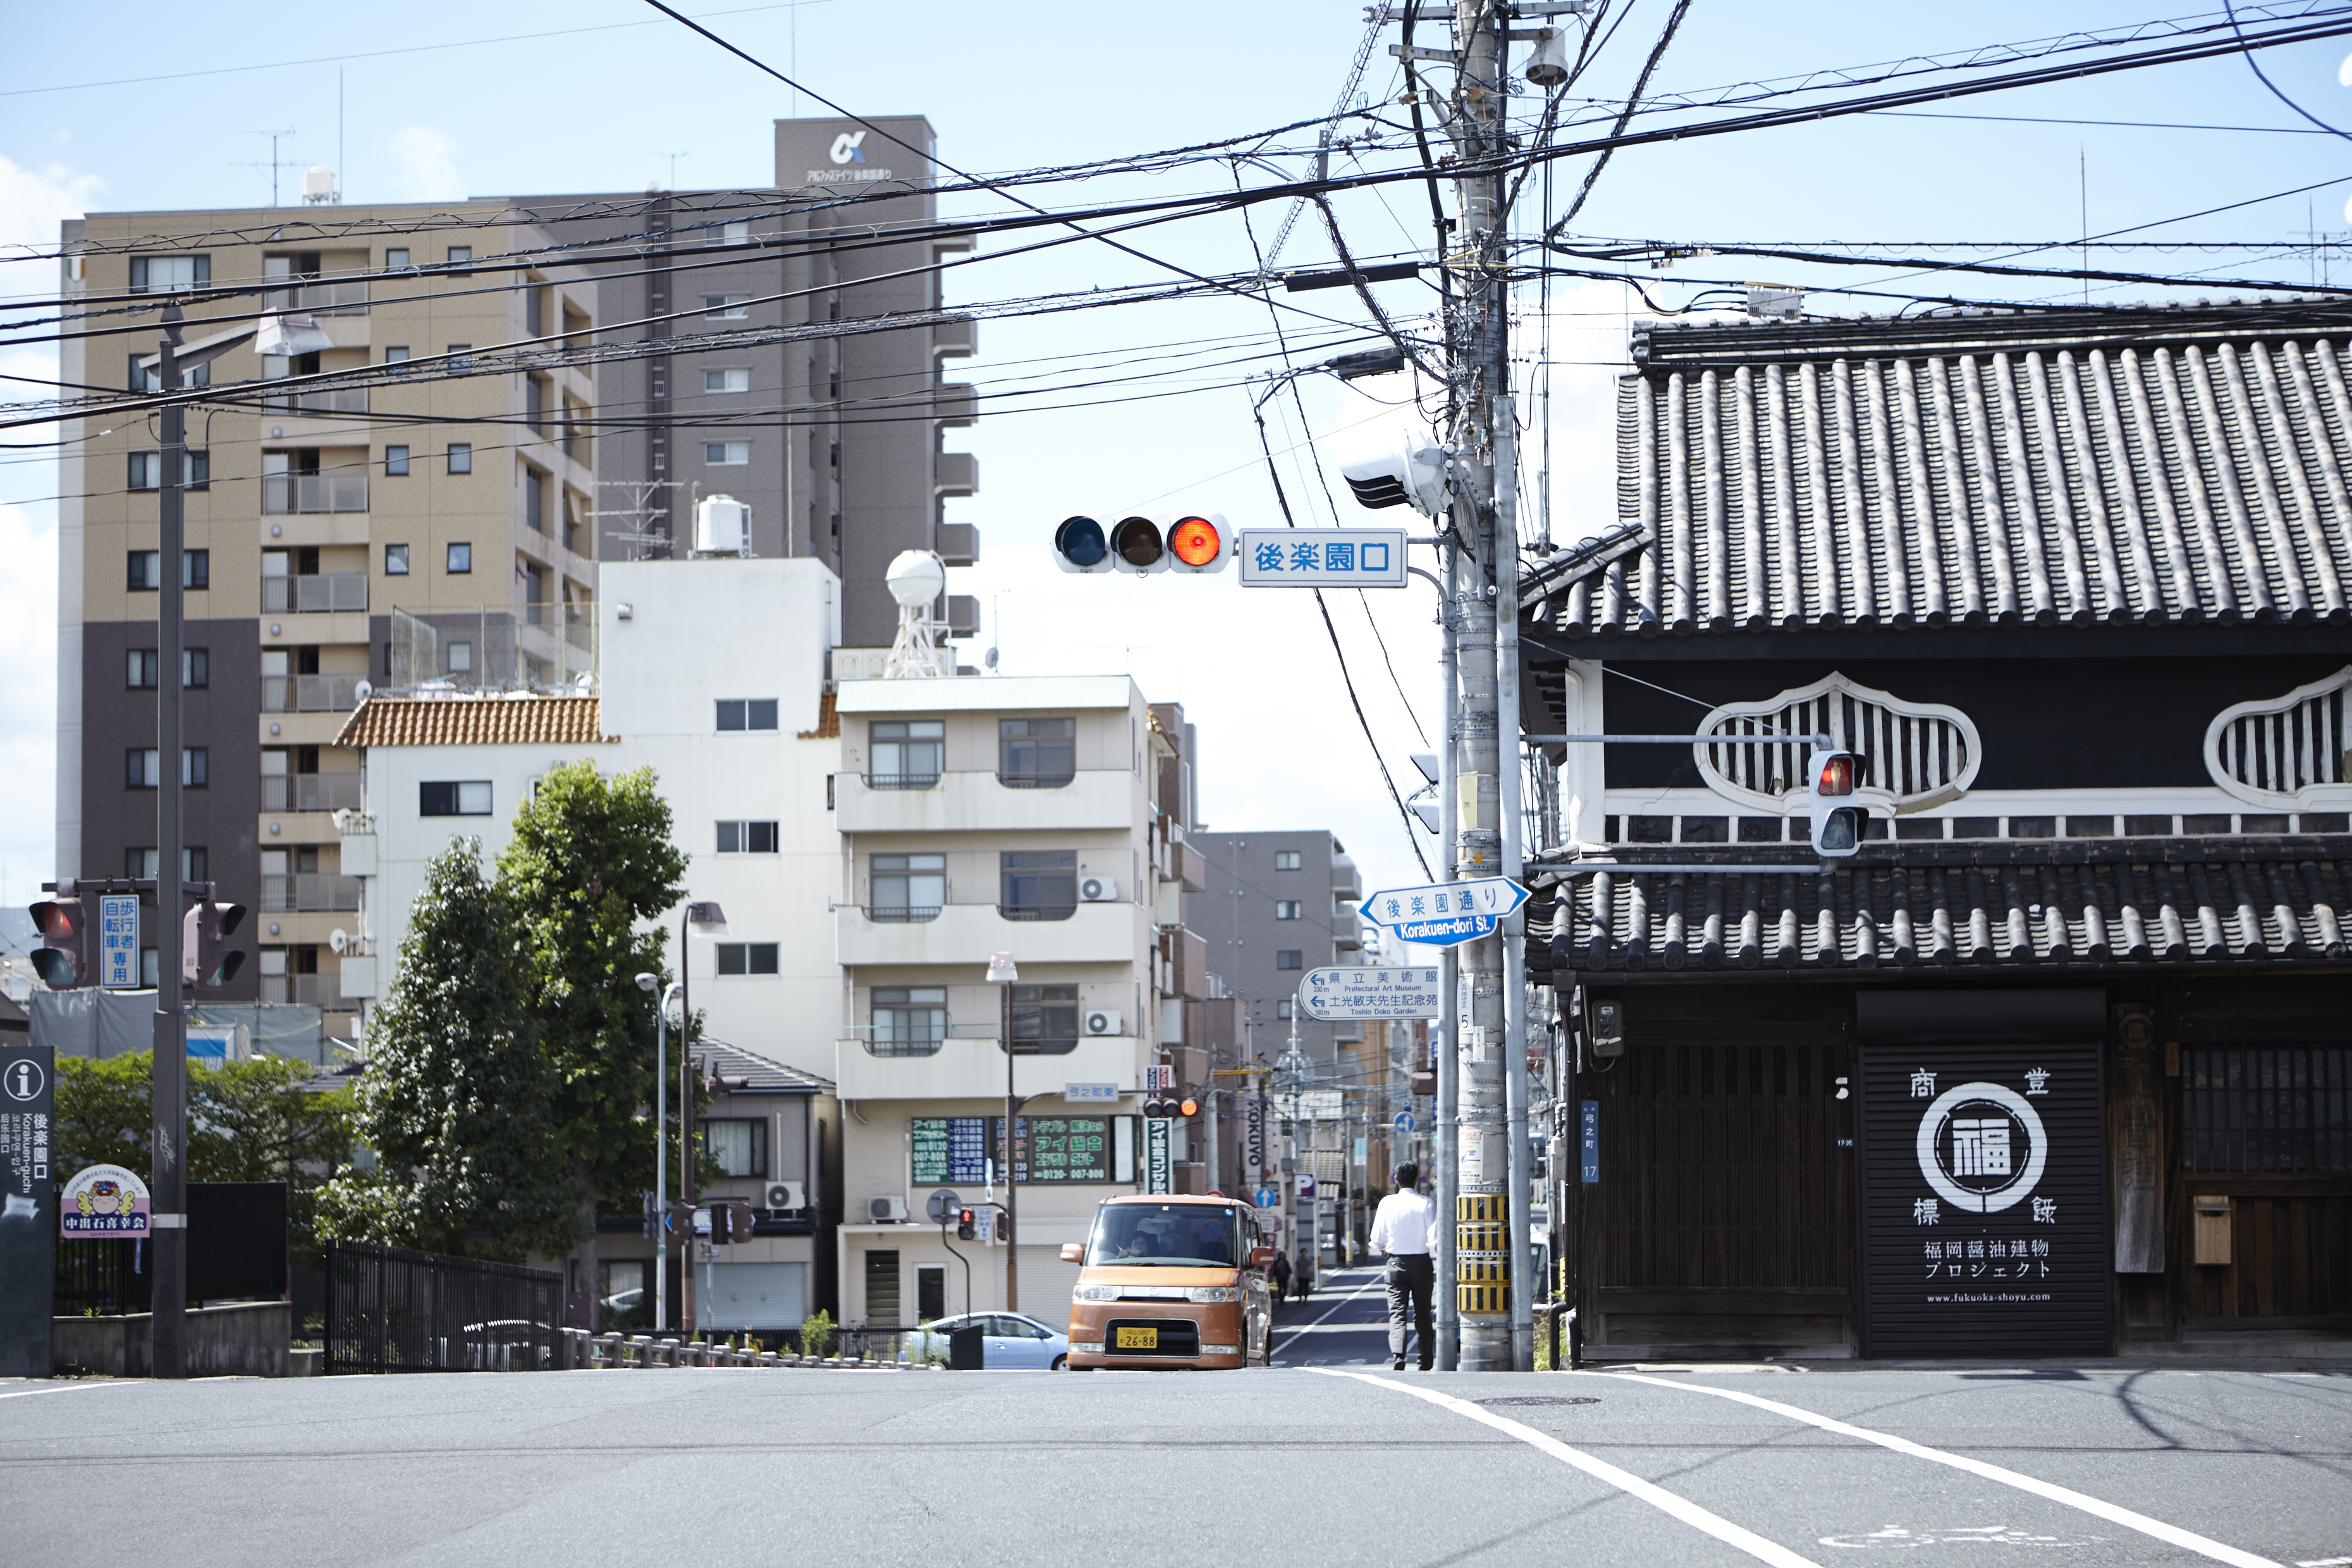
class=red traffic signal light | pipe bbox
[957,1207,976,1241]
[1179,1097,1199,1117]
[1053,512,1228,574]
[1167,515,1226,572]
[1808,748,1861,858]
[28,897,89,989]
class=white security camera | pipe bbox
[1338,429,1448,518]
[634,972,659,993]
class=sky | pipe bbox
[6,1,2352,919]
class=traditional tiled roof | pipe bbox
[1531,836,2351,976]
[1525,303,2352,639]
[334,695,608,748]
[697,1039,833,1095]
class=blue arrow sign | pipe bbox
[1393,1112,1416,1133]
[1361,876,1529,949]
[1254,1186,1278,1209]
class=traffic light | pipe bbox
[714,1200,756,1244]
[1142,1095,1180,1118]
[995,1211,1011,1245]
[1808,748,1861,857]
[957,1207,976,1241]
[1179,1096,1199,1118]
[1053,513,1228,574]
[27,895,88,989]
[181,890,247,989]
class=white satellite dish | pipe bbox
[353,680,373,702]
[884,549,946,608]
[329,929,349,955]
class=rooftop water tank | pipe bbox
[695,494,749,554]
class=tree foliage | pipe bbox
[315,837,584,1262]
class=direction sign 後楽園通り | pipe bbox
[1236,529,1407,588]
[1361,876,1530,949]
[1299,965,1443,1020]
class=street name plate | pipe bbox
[1236,529,1407,587]
[1361,876,1529,948]
[1299,965,1442,1020]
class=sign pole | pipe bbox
[988,952,1019,1314]
[0,1044,55,1378]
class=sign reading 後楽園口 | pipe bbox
[1858,1042,2109,1357]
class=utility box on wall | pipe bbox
[2193,1196,2233,1266]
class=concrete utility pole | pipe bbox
[1435,581,1460,1371]
[1445,0,1521,1373]
[150,305,190,1381]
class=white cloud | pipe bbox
[388,127,463,202]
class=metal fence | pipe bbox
[322,1240,562,1374]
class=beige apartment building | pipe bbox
[56,203,601,1033]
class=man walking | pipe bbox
[1369,1163,1435,1371]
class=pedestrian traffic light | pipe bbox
[1053,513,1228,574]
[995,1211,1011,1244]
[1808,747,1861,857]
[27,894,88,989]
[181,890,247,989]
[715,1200,756,1244]
[957,1208,976,1241]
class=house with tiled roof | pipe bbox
[1517,302,2351,1364]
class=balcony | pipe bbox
[262,773,364,813]
[262,873,362,913]
[258,973,345,1007]
[836,900,1139,968]
[262,674,366,713]
[833,1034,1135,1101]
[306,278,370,315]
[262,572,369,614]
[262,386,370,416]
[262,474,369,515]
[835,769,1136,835]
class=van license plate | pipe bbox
[1115,1327,1158,1350]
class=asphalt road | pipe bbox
[4,1353,2346,1567]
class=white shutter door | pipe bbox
[705,1261,807,1330]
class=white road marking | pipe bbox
[0,1381,132,1402]
[1587,1373,2283,1568]
[1311,1368,1820,1568]
[1270,1270,1384,1359]
[2292,1557,2352,1566]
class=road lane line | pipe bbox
[1309,1368,1820,1568]
[1587,1373,2282,1568]
[0,1381,132,1401]
[1270,1270,1384,1359]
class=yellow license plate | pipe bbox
[1115,1327,1159,1351]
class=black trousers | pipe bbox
[1385,1253,1435,1368]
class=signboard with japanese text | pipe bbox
[1858,1043,2107,1356]
[990,1115,1116,1185]
[98,893,138,989]
[1144,1116,1172,1194]
[1299,965,1442,1020]
[911,1117,989,1186]
[1580,1100,1600,1184]
[1362,877,1528,948]
[59,1163,150,1237]
[1236,529,1407,588]
[0,1044,55,1377]
[1243,1093,1265,1184]
[1062,1082,1120,1104]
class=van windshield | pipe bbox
[1087,1204,1239,1267]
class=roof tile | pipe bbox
[334,695,608,749]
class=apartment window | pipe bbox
[1274,850,1302,871]
[1276,950,1303,971]
[1008,984,1080,1055]
[384,544,410,575]
[1000,851,1077,921]
[870,854,945,922]
[446,345,473,372]
[700,1118,768,1177]
[129,255,209,293]
[448,443,473,475]
[385,445,410,476]
[183,649,207,689]
[715,699,779,732]
[446,542,472,573]
[185,549,209,589]
[524,286,545,339]
[704,295,750,319]
[998,718,1075,788]
[706,220,750,246]
[715,820,780,854]
[869,721,943,788]
[384,345,410,371]
[1275,900,1302,921]
[715,942,780,976]
[127,450,208,490]
[131,747,209,788]
[131,649,205,689]
[704,369,750,393]
[384,249,410,271]
[704,441,749,465]
[1277,1000,1295,1021]
[128,551,161,591]
[419,780,492,816]
[869,987,946,1057]
[524,376,545,432]
[446,641,473,674]
[525,468,546,532]
[447,246,472,265]
[130,357,209,393]
[127,649,159,689]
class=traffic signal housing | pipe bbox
[957,1208,976,1242]
[27,895,88,989]
[1053,513,1228,574]
[182,891,247,989]
[1808,748,1861,857]
[1142,1094,1180,1118]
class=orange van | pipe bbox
[1059,1194,1276,1369]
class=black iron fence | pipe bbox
[55,1182,286,1318]
[322,1240,561,1373]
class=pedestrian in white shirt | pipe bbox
[1369,1163,1436,1371]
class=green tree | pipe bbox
[494,760,687,1289]
[315,837,583,1262]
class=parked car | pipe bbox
[904,1313,1070,1369]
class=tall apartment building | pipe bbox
[1186,831,1364,1070]
[520,115,981,647]
[54,204,603,1028]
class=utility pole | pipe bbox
[150,304,190,1381]
[1435,577,1460,1372]
[1445,0,1517,1373]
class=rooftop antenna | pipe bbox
[667,150,690,190]
[882,550,949,678]
[235,129,301,206]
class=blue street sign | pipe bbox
[1237,528,1407,587]
[1393,1112,1416,1133]
[1580,1099,1600,1184]
[1361,876,1530,949]
[97,894,138,990]
[1254,1186,1278,1209]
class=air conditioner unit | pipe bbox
[766,1181,805,1211]
[1079,875,1120,902]
[1084,1009,1124,1038]
[867,1196,908,1223]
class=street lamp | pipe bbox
[674,901,727,1331]
[635,971,682,1332]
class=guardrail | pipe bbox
[262,673,366,713]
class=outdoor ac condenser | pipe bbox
[766,1181,805,1211]
[1079,876,1120,902]
[868,1196,908,1223]
[1084,1010,1123,1037]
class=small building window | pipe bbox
[870,854,945,921]
[704,295,749,319]
[1008,984,1080,1055]
[704,369,750,393]
[700,1117,768,1177]
[446,246,472,265]
[715,699,779,732]
[446,541,472,573]
[1274,850,1302,871]
[1276,950,1303,971]
[182,648,207,689]
[870,987,947,1057]
[715,942,780,976]
[127,649,159,689]
[129,255,209,293]
[448,443,473,474]
[869,720,943,788]
[385,444,410,475]
[704,441,749,465]
[1275,900,1302,921]
[384,544,410,575]
[998,718,1075,788]
[706,221,750,247]
[384,345,410,371]
[420,781,492,816]
[716,820,780,854]
[384,250,410,271]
